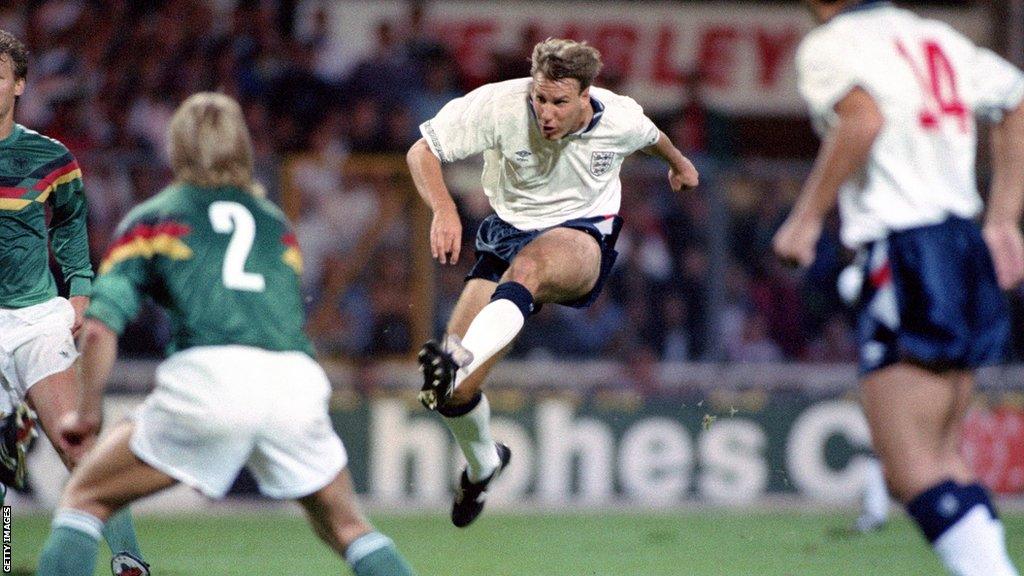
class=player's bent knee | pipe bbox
[505,257,542,289]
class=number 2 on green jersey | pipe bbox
[209,201,266,292]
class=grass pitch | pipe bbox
[11,510,1024,575]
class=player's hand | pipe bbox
[68,295,89,337]
[430,203,462,265]
[57,410,100,463]
[773,214,822,268]
[669,158,699,192]
[983,221,1024,289]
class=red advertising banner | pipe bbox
[299,1,988,114]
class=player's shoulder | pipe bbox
[450,78,533,133]
[588,86,649,133]
[12,125,74,163]
[467,77,531,110]
[913,13,975,53]
[800,5,966,59]
[16,125,70,153]
[591,86,643,114]
[116,184,193,232]
[482,77,532,98]
[796,18,859,69]
[251,193,292,227]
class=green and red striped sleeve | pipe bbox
[88,217,194,334]
[44,153,93,296]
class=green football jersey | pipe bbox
[87,183,314,356]
[0,124,92,308]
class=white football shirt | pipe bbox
[419,78,661,230]
[796,2,1024,248]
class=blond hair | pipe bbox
[530,38,603,90]
[168,92,258,193]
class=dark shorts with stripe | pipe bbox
[855,216,1009,374]
[467,213,624,308]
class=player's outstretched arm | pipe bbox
[58,318,118,462]
[983,100,1024,289]
[407,138,462,265]
[773,87,883,267]
[643,131,699,191]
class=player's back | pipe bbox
[797,4,1024,246]
[94,183,312,355]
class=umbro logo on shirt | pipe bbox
[514,150,532,162]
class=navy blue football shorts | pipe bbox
[466,213,623,309]
[855,216,1009,374]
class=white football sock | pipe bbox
[443,394,500,482]
[455,299,525,386]
[52,508,104,541]
[934,506,1019,576]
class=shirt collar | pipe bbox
[569,94,605,137]
[583,94,605,134]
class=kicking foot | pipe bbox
[452,442,511,528]
[417,335,473,410]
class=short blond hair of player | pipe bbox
[530,38,602,90]
[168,92,255,190]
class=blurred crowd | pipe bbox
[4,0,1022,364]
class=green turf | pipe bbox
[11,510,1024,575]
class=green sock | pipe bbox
[37,524,100,576]
[103,507,143,558]
[346,532,416,576]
